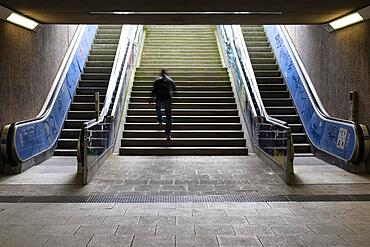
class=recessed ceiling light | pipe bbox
[90,11,283,15]
[0,5,39,30]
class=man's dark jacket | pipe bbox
[151,75,176,101]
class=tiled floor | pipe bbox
[1,201,370,246]
[0,155,370,246]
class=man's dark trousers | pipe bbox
[155,99,172,136]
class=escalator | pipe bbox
[241,25,312,156]
[217,25,370,184]
[55,25,122,156]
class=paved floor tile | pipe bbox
[156,225,195,237]
[339,234,370,247]
[195,224,235,236]
[238,203,271,209]
[125,209,159,216]
[144,203,176,209]
[307,224,355,235]
[344,224,370,234]
[43,236,92,247]
[158,208,192,216]
[224,209,260,217]
[270,224,314,235]
[36,224,80,236]
[103,216,140,225]
[90,208,127,217]
[258,235,306,247]
[25,215,71,225]
[176,236,219,247]
[211,216,248,224]
[299,234,350,246]
[88,235,133,247]
[0,224,44,237]
[217,236,262,247]
[247,216,286,225]
[131,236,175,247]
[116,225,156,236]
[139,216,176,225]
[233,224,275,236]
[176,216,212,225]
[1,234,50,247]
[257,208,294,216]
[65,216,105,225]
[192,208,227,217]
[280,215,321,225]
[76,224,119,236]
[267,202,303,209]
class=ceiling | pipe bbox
[0,0,369,24]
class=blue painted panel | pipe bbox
[14,25,98,161]
[264,25,356,161]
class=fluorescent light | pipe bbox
[329,13,363,30]
[7,12,39,30]
[90,11,283,15]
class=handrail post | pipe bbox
[95,92,100,121]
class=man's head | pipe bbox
[161,69,167,76]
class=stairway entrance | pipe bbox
[120,25,248,155]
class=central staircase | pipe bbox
[120,25,248,155]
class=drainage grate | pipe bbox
[1,194,370,203]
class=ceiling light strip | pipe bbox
[89,11,283,15]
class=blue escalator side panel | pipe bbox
[15,25,98,161]
[264,25,356,161]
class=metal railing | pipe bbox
[217,25,294,184]
[77,25,143,184]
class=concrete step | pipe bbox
[125,116,241,123]
[84,67,112,74]
[68,111,96,119]
[262,98,293,107]
[92,44,118,49]
[252,64,278,70]
[74,94,111,102]
[255,70,281,77]
[130,97,235,103]
[86,61,114,67]
[121,138,246,147]
[122,130,244,138]
[119,147,248,155]
[251,58,276,64]
[294,143,312,153]
[88,55,115,61]
[131,91,234,97]
[247,47,271,52]
[245,42,269,47]
[90,49,117,55]
[256,77,284,84]
[136,67,227,72]
[244,36,268,42]
[132,86,232,91]
[248,52,274,58]
[133,81,230,86]
[134,76,229,81]
[127,109,238,116]
[79,80,109,87]
[70,102,105,111]
[292,133,309,143]
[260,91,290,98]
[53,149,77,156]
[288,124,304,133]
[128,103,237,109]
[76,87,108,95]
[81,73,111,80]
[258,84,287,91]
[124,123,242,130]
[94,39,120,44]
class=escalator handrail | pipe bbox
[274,25,361,160]
[84,25,140,129]
[231,25,289,129]
[218,25,258,118]
[7,25,86,128]
[279,25,356,126]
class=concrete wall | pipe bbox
[0,20,78,129]
[285,20,370,166]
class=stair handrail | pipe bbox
[218,26,258,118]
[0,25,97,167]
[78,25,143,184]
[265,25,370,162]
[231,25,288,128]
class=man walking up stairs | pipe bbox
[120,25,248,155]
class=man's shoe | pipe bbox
[158,122,163,128]
[166,135,171,141]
